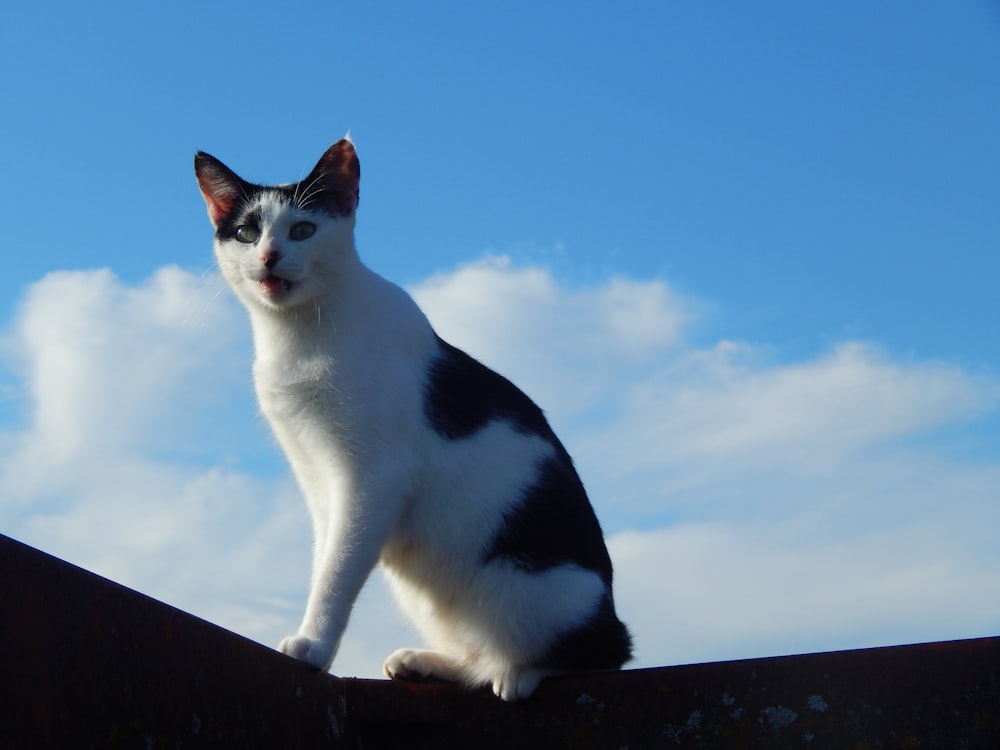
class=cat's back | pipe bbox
[390,335,613,580]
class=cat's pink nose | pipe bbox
[261,248,282,269]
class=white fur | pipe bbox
[203,170,610,701]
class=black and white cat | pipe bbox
[194,137,632,700]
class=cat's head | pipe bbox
[195,138,361,312]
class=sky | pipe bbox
[1,2,998,677]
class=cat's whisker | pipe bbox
[197,260,229,284]
[296,169,333,211]
[184,277,230,330]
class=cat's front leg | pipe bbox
[278,489,351,671]
[280,467,408,673]
[279,525,382,672]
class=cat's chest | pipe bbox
[254,354,343,421]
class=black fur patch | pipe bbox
[484,455,615,586]
[423,337,551,440]
[214,205,263,243]
[424,335,631,666]
[543,591,634,670]
[207,184,272,242]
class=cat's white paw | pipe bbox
[278,634,331,670]
[383,648,433,681]
[492,668,546,702]
[383,648,464,682]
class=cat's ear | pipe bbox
[194,152,248,226]
[301,138,361,217]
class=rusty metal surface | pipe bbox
[2,532,998,749]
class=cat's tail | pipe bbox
[543,591,634,671]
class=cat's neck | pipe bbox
[247,254,429,369]
[244,246,369,358]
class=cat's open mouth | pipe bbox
[259,275,293,295]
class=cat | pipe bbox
[194,136,633,700]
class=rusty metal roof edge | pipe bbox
[2,532,998,748]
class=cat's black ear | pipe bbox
[300,138,361,217]
[195,152,249,226]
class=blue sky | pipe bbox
[1,2,998,676]
[4,1,998,364]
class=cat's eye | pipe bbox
[235,225,260,244]
[289,222,316,241]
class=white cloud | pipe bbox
[411,256,691,424]
[625,340,994,465]
[572,339,1000,521]
[1,258,997,680]
[3,267,249,481]
[610,499,1000,667]
[0,267,315,647]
